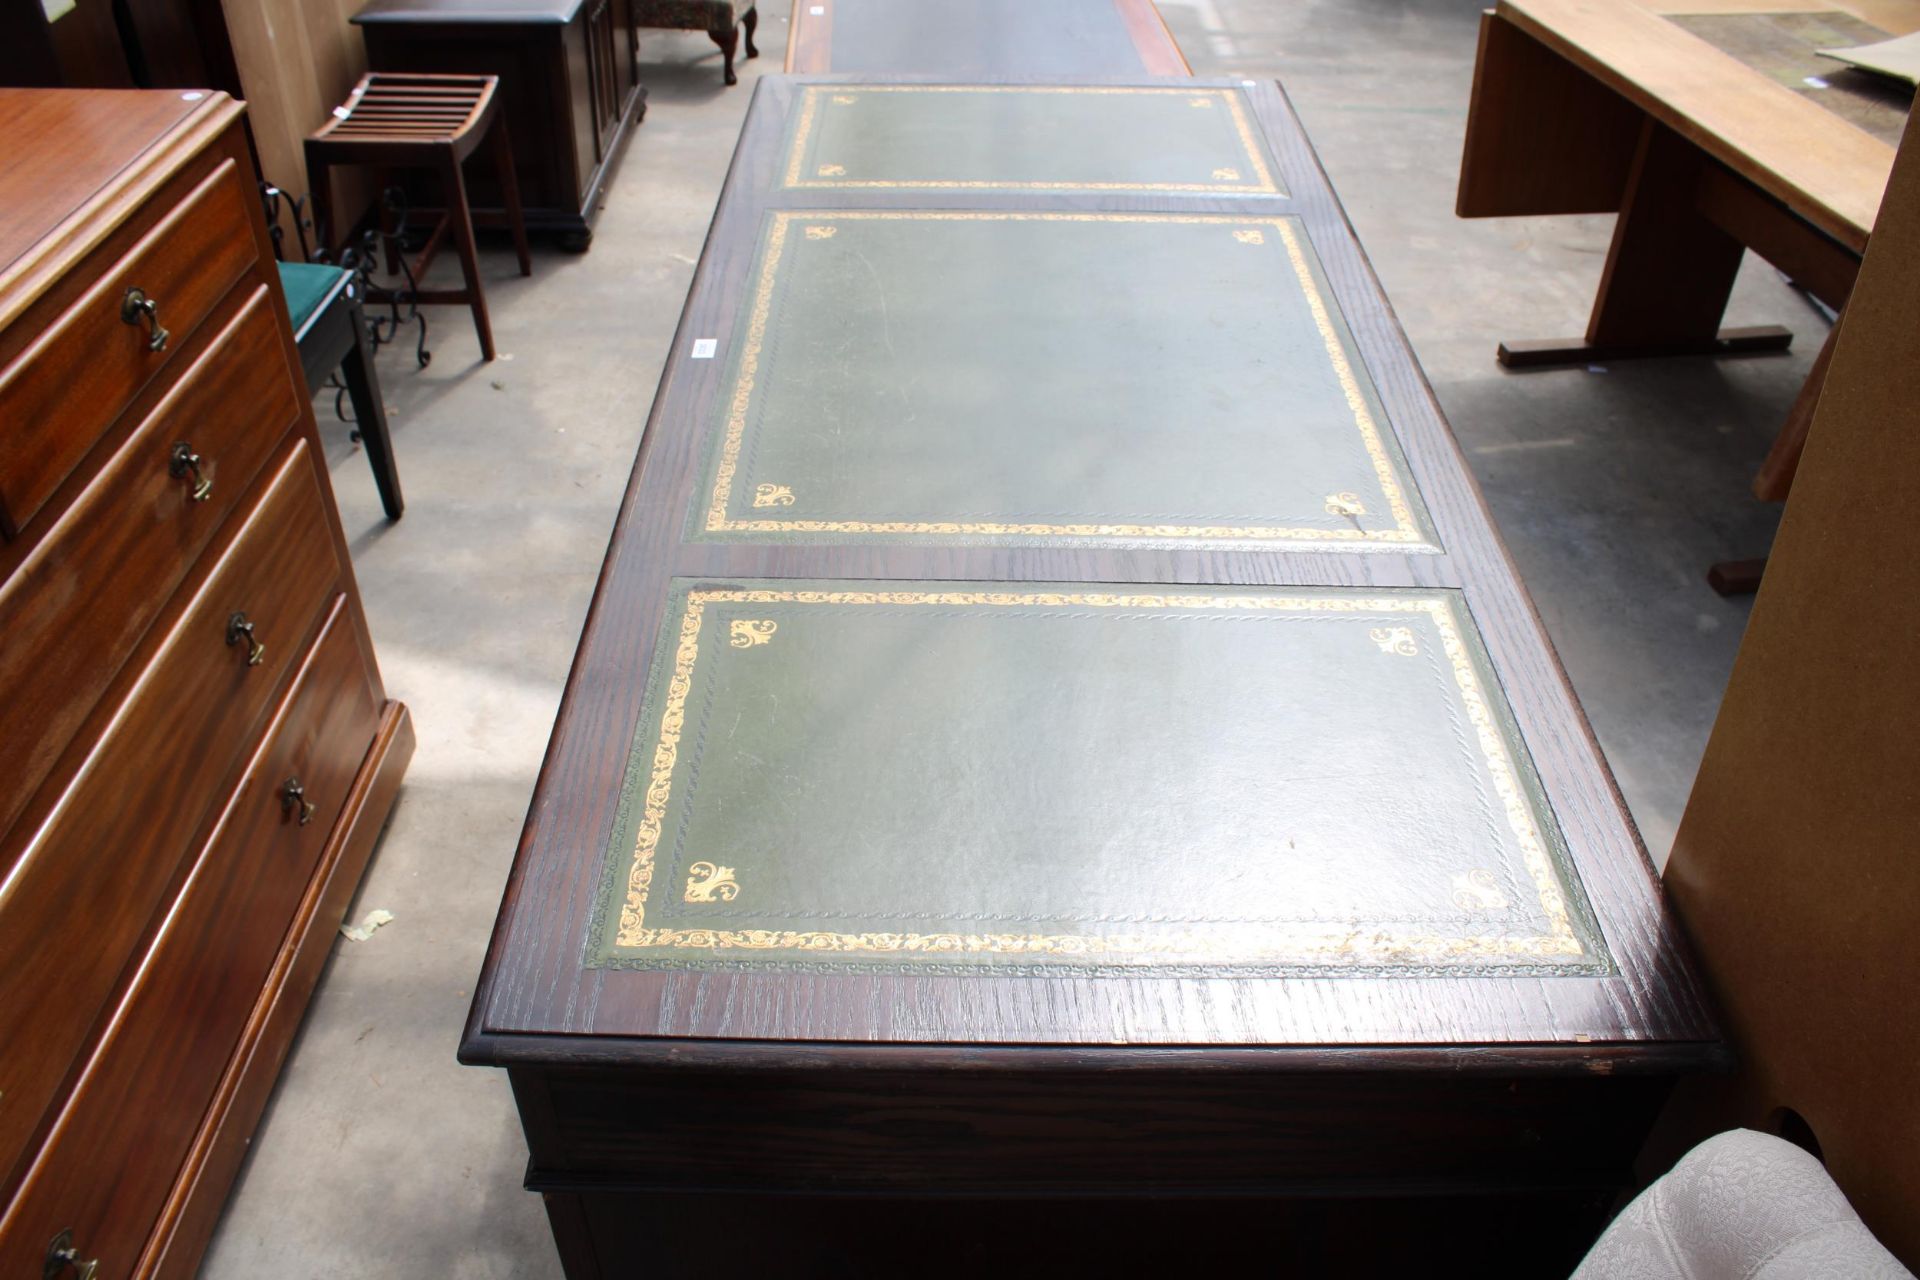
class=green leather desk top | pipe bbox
[785,85,1282,194]
[465,76,1720,1055]
[694,210,1434,549]
[592,581,1603,976]
[791,0,1169,76]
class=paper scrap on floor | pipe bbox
[1819,30,1920,87]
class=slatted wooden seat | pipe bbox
[305,73,531,362]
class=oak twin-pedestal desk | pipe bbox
[463,77,1723,1275]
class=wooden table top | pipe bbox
[462,75,1720,1071]
[785,0,1189,76]
[0,90,225,318]
[1497,0,1915,249]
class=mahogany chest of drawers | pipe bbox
[0,89,413,1278]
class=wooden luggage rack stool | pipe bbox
[306,72,531,362]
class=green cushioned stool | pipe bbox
[276,260,404,520]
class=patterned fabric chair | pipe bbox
[1573,1130,1914,1279]
[635,0,758,84]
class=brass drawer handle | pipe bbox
[120,286,171,352]
[43,1229,98,1280]
[225,611,266,667]
[280,777,317,826]
[169,441,213,502]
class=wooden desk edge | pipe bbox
[459,1027,1733,1076]
[1494,0,1893,248]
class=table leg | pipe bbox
[1497,120,1793,368]
[1753,321,1839,502]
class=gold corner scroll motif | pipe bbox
[685,862,741,903]
[729,619,777,648]
[804,225,838,240]
[615,591,1584,964]
[1451,869,1509,911]
[782,86,1279,194]
[704,213,1427,547]
[1369,626,1418,657]
[1232,228,1265,244]
[1325,492,1367,517]
[752,483,796,507]
[1213,167,1242,180]
[816,164,846,177]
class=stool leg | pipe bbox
[711,20,739,84]
[491,116,533,277]
[374,165,402,277]
[305,148,336,257]
[342,300,404,519]
[443,151,497,361]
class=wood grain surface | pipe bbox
[0,282,297,842]
[1660,104,1920,1270]
[0,440,337,1187]
[0,593,372,1279]
[0,90,201,278]
[462,75,1721,1060]
[1496,0,1895,250]
[0,93,413,1279]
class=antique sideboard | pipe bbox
[464,73,1724,1276]
[0,90,412,1277]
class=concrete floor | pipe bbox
[202,3,1810,1274]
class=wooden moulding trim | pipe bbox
[0,95,247,334]
[519,1167,1647,1198]
[462,1032,1730,1077]
[1116,0,1192,75]
[1496,0,1890,250]
[783,0,807,71]
[140,702,415,1280]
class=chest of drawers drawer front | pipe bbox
[0,156,257,538]
[0,281,298,841]
[0,441,340,1181]
[0,595,378,1280]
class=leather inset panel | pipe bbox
[692,211,1438,549]
[785,85,1283,195]
[821,0,1149,75]
[588,581,1605,976]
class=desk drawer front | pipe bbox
[0,157,257,537]
[0,442,340,1180]
[0,596,378,1280]
[0,281,298,841]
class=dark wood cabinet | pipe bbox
[353,0,647,250]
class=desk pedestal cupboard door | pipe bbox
[0,89,413,1278]
[464,76,1723,1278]
[354,0,649,251]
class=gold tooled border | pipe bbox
[614,589,1584,964]
[704,212,1428,546]
[783,85,1281,194]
